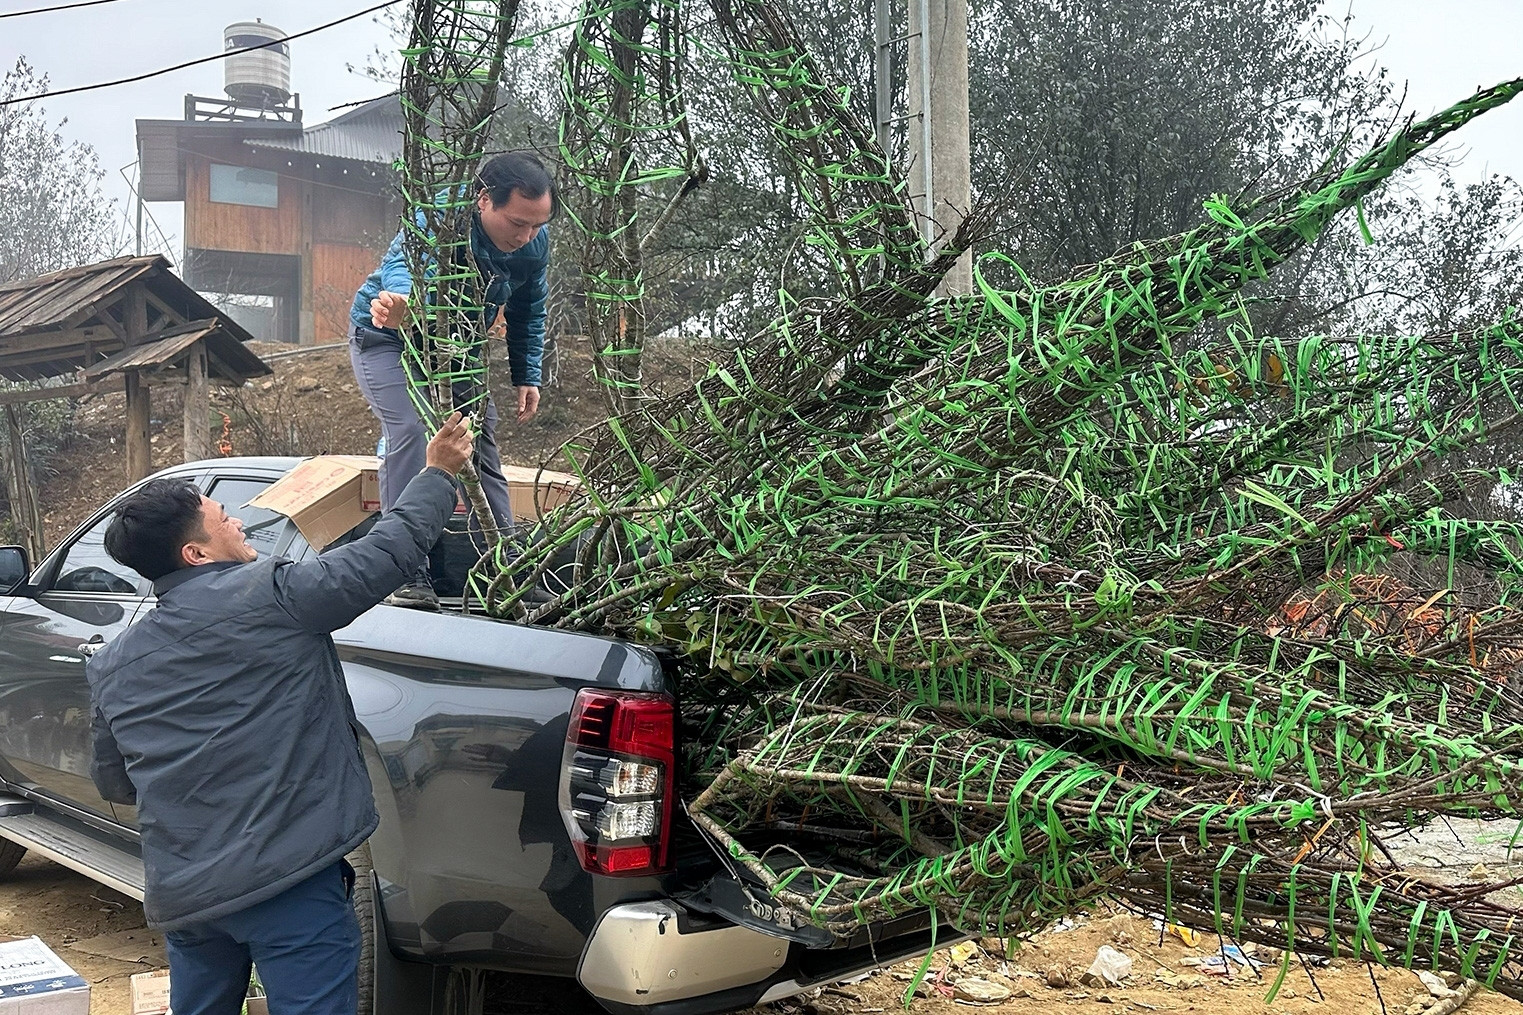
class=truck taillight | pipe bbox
[560,689,676,877]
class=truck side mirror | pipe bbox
[0,545,30,593]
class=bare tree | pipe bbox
[0,57,120,554]
[0,58,120,282]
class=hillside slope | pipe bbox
[35,337,700,546]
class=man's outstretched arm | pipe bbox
[274,413,475,633]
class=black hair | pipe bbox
[103,479,206,581]
[476,152,559,219]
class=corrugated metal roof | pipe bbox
[244,94,400,165]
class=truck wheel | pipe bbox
[346,844,378,1014]
[0,840,23,879]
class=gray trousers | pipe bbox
[348,325,515,530]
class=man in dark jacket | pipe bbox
[86,413,474,1015]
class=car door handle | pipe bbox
[78,635,106,657]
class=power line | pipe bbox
[0,0,403,107]
[0,0,128,18]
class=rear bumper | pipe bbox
[578,899,961,1015]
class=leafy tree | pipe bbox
[646,0,1403,342]
[1348,172,1523,337]
[963,1,1387,272]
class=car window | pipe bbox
[51,511,142,595]
[206,478,290,559]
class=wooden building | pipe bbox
[136,94,401,345]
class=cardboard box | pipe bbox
[130,969,269,1014]
[0,936,89,1013]
[248,455,382,551]
[250,457,581,551]
[501,465,581,520]
[128,969,169,1015]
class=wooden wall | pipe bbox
[183,156,301,255]
[184,154,395,343]
[312,242,383,342]
[313,182,394,248]
[309,180,394,340]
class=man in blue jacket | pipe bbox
[87,414,474,1015]
[349,151,555,609]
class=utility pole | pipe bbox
[874,0,893,156]
[905,0,971,295]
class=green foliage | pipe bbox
[967,0,1390,278]
[524,62,1523,990]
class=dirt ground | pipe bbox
[0,854,160,1014]
[6,848,1523,1015]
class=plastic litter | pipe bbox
[1083,944,1134,986]
[953,978,1012,1003]
[1417,971,1457,999]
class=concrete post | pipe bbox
[874,0,893,156]
[906,0,972,295]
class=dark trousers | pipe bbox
[348,324,516,528]
[163,861,360,1015]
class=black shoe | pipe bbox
[385,572,439,610]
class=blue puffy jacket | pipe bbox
[350,210,549,388]
[86,469,456,930]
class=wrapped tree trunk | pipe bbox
[397,0,521,568]
[560,0,703,416]
[405,0,1523,991]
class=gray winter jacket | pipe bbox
[86,467,456,930]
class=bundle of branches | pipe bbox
[398,0,520,548]
[395,0,1523,997]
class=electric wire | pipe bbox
[0,0,403,106]
[0,0,128,18]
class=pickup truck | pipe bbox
[0,457,945,1014]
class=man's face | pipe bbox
[476,188,553,253]
[181,497,257,567]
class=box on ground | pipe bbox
[131,969,267,1015]
[250,456,581,550]
[0,936,89,1013]
[128,969,168,1015]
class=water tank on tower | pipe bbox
[223,20,291,107]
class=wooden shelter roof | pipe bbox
[0,255,270,384]
[82,319,267,382]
